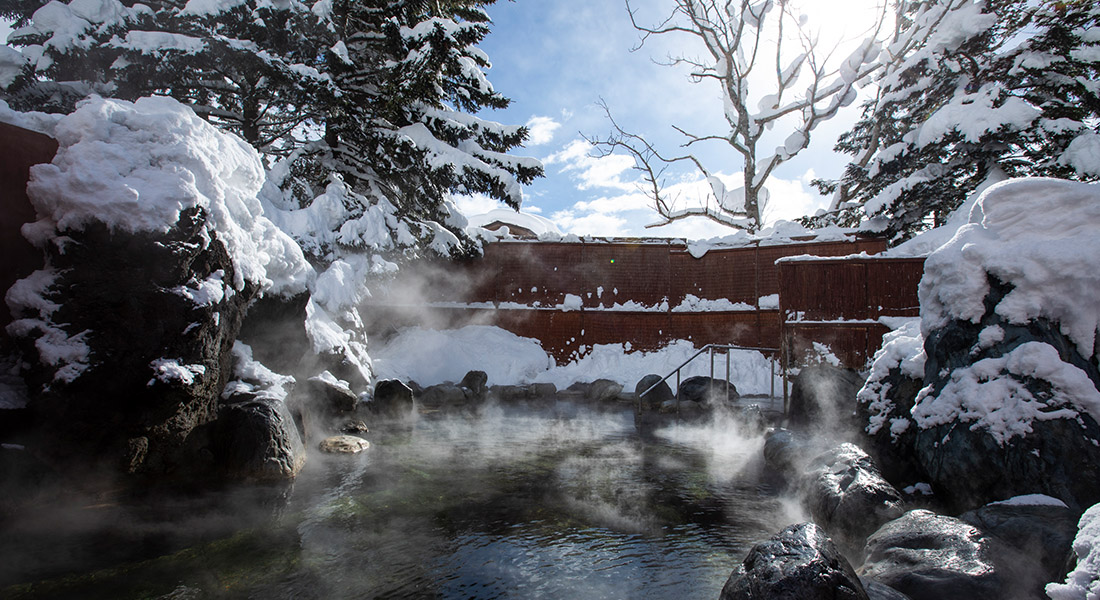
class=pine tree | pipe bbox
[810,0,1100,243]
[1,0,332,155]
[273,0,542,256]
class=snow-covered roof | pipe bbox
[465,208,561,238]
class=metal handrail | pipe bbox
[637,344,780,412]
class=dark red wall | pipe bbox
[366,237,924,366]
[778,256,925,368]
[0,122,57,332]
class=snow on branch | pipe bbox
[600,0,895,232]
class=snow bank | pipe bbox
[23,96,311,295]
[920,178,1100,357]
[370,325,782,395]
[1047,502,1100,600]
[370,325,553,386]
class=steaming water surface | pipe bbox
[4,403,799,599]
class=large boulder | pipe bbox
[586,378,624,403]
[860,510,1018,600]
[915,284,1100,509]
[3,98,312,483]
[459,370,488,401]
[720,522,868,600]
[678,375,738,404]
[214,393,305,482]
[801,443,904,557]
[8,211,257,476]
[370,379,416,419]
[907,181,1100,512]
[787,364,864,435]
[635,374,673,410]
[960,497,1078,597]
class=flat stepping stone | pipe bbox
[318,435,370,454]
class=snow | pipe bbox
[221,341,295,401]
[371,326,553,386]
[758,294,779,309]
[682,221,855,258]
[148,358,206,386]
[915,84,1040,148]
[1047,502,1100,600]
[911,341,1100,444]
[370,325,782,395]
[988,494,1068,508]
[672,294,754,312]
[24,96,311,296]
[886,167,1006,258]
[1060,133,1100,177]
[173,270,229,307]
[561,293,583,311]
[858,318,925,438]
[5,269,90,384]
[919,178,1100,357]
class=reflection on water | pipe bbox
[2,403,801,599]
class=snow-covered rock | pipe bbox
[857,178,1100,511]
[3,96,311,478]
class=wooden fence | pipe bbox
[365,237,914,365]
[778,256,926,368]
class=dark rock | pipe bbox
[801,443,904,556]
[719,522,868,600]
[418,383,468,409]
[0,444,60,518]
[340,420,369,434]
[860,509,1016,600]
[489,384,529,403]
[678,376,738,404]
[318,435,369,453]
[586,378,623,403]
[763,428,810,474]
[860,580,911,600]
[854,366,926,486]
[214,394,305,482]
[530,383,557,398]
[566,381,590,395]
[787,364,864,435]
[459,370,488,400]
[6,210,257,477]
[303,372,359,415]
[735,403,768,433]
[370,379,415,419]
[914,276,1100,511]
[236,292,310,375]
[959,500,1077,596]
[635,374,673,410]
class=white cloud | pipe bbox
[544,139,637,191]
[525,115,561,146]
[543,170,829,238]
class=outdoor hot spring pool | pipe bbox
[2,402,802,599]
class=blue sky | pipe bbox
[467,0,885,238]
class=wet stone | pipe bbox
[318,435,370,454]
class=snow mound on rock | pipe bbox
[920,178,1100,357]
[23,95,311,295]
